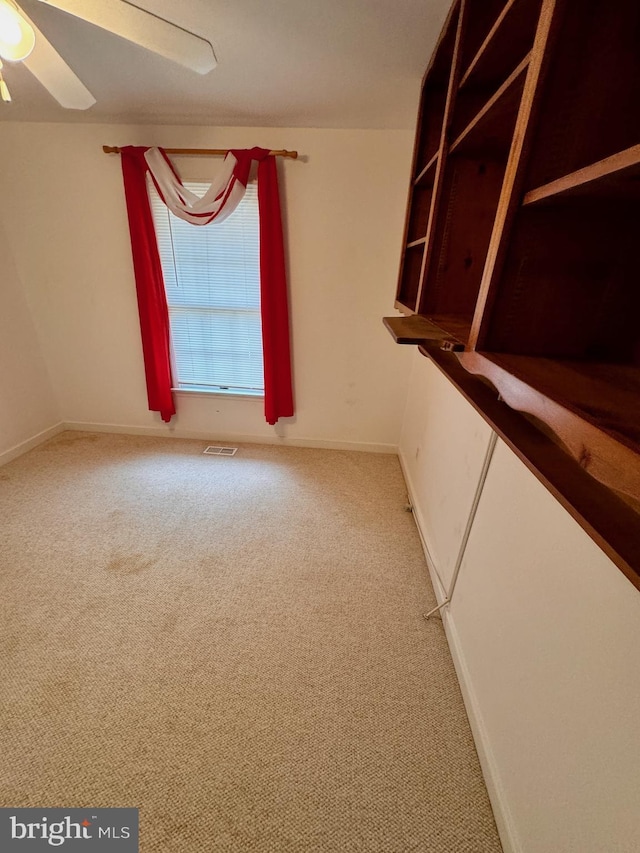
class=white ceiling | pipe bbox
[0,0,451,128]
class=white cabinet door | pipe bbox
[450,437,640,853]
[400,351,493,591]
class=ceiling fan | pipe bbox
[0,0,216,108]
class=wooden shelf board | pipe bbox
[450,53,530,155]
[459,0,520,88]
[383,315,457,345]
[481,355,640,450]
[427,313,473,344]
[414,151,439,185]
[458,352,640,507]
[422,347,640,587]
[523,143,640,204]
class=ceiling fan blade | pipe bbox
[20,11,96,108]
[36,0,217,74]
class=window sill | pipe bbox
[172,388,264,401]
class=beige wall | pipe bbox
[0,122,414,451]
[400,349,640,853]
[0,217,59,461]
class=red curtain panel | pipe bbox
[119,145,294,425]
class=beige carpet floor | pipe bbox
[0,431,502,852]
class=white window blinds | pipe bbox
[148,178,264,395]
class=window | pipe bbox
[148,178,264,397]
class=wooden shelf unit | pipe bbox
[395,3,460,313]
[386,0,640,582]
[523,0,640,191]
[450,54,529,156]
[458,0,541,91]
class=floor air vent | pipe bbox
[203,445,238,456]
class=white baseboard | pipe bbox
[0,422,65,468]
[397,451,448,601]
[440,610,522,853]
[398,447,521,853]
[62,421,398,454]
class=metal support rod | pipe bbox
[424,431,498,620]
[424,599,450,619]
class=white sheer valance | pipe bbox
[144,147,247,226]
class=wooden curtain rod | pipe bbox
[102,145,298,159]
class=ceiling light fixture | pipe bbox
[0,0,35,62]
[0,1,215,111]
[0,59,11,101]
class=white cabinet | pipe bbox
[400,350,493,592]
